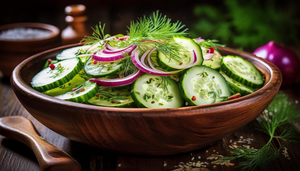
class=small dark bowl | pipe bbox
[0,23,60,77]
[11,44,282,156]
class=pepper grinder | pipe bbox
[61,4,90,45]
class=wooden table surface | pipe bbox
[1,75,300,171]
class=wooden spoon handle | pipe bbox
[0,116,81,171]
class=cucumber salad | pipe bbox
[31,11,264,108]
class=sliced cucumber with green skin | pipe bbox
[56,45,92,63]
[202,47,222,70]
[43,59,58,69]
[131,74,183,108]
[220,55,264,89]
[31,58,82,92]
[43,70,90,96]
[84,57,123,78]
[179,65,231,106]
[219,71,255,96]
[87,87,134,107]
[157,36,203,71]
[56,45,90,60]
[55,80,98,103]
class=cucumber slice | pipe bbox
[131,74,183,108]
[84,57,123,78]
[202,47,222,70]
[31,58,82,92]
[43,70,90,96]
[87,87,134,107]
[180,66,231,106]
[55,80,98,103]
[56,45,92,63]
[221,55,264,89]
[43,59,58,69]
[219,71,255,96]
[157,36,203,70]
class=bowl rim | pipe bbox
[0,22,60,43]
[12,44,282,114]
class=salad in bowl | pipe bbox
[31,11,264,109]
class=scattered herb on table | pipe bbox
[214,93,300,171]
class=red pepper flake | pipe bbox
[93,60,98,64]
[228,93,241,100]
[95,93,99,97]
[179,62,183,65]
[147,78,153,84]
[80,87,85,92]
[151,101,155,104]
[72,88,77,91]
[206,47,215,54]
[111,101,116,103]
[192,96,196,101]
[49,64,55,70]
[48,59,52,64]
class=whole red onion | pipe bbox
[253,41,300,87]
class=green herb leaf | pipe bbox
[81,22,110,44]
[215,93,300,171]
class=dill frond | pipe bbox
[125,11,189,63]
[81,22,110,44]
[198,39,225,53]
[120,56,139,77]
[216,93,300,171]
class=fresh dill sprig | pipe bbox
[214,93,300,171]
[81,22,110,44]
[123,11,189,63]
[120,56,139,77]
[198,39,225,52]
[128,10,188,39]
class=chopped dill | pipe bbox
[157,76,172,92]
[97,88,129,101]
[48,63,65,78]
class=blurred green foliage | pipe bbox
[190,0,300,51]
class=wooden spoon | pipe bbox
[0,116,81,171]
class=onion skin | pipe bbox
[253,41,300,87]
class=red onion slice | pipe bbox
[92,50,125,61]
[89,70,144,87]
[103,44,137,54]
[93,45,137,62]
[203,53,214,60]
[131,49,183,76]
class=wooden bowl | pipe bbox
[11,44,282,156]
[0,23,61,77]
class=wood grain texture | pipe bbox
[10,45,282,156]
[0,116,81,171]
[1,77,300,170]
